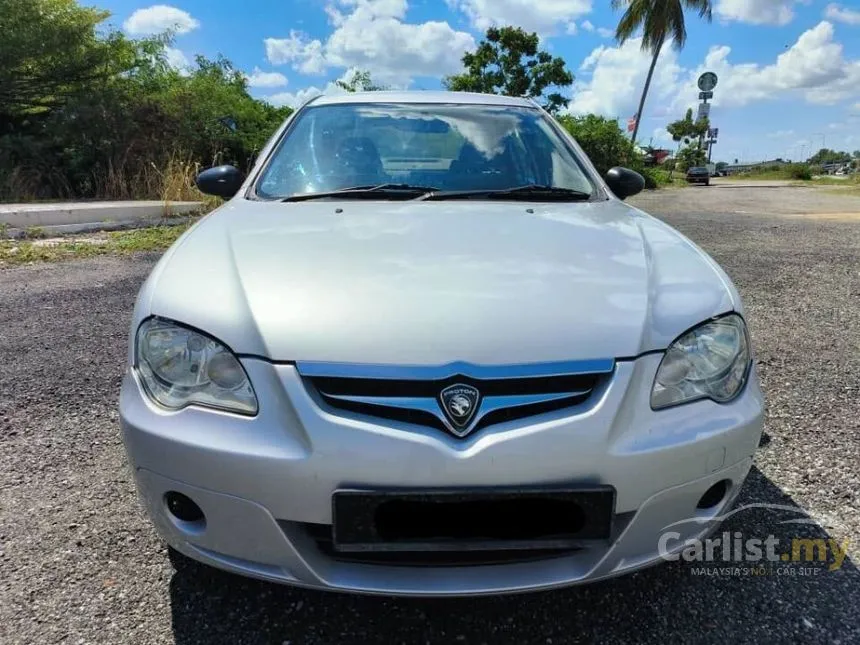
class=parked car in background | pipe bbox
[686,166,711,186]
[119,91,763,596]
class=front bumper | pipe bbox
[119,354,764,596]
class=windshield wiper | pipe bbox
[418,185,592,202]
[280,183,439,202]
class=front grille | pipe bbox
[298,360,613,438]
[299,523,582,567]
[309,373,599,398]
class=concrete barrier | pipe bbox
[0,201,203,231]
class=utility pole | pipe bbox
[813,132,826,152]
[696,73,718,165]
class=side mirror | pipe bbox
[604,166,645,200]
[195,165,244,199]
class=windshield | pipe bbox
[255,103,595,199]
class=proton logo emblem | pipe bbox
[439,383,481,436]
[449,394,472,417]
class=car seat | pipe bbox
[333,137,387,186]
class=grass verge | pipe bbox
[785,177,860,195]
[640,167,686,189]
[0,220,197,267]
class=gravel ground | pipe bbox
[1,184,859,645]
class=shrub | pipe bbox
[639,167,674,188]
[0,0,292,202]
[556,114,639,176]
[786,163,812,180]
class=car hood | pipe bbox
[137,199,739,364]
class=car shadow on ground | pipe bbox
[168,467,858,645]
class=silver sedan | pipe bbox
[119,91,764,595]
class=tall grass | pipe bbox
[735,164,812,181]
[1,164,74,202]
[149,155,221,214]
[1,150,221,212]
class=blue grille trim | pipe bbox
[295,358,615,381]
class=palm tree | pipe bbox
[612,0,712,145]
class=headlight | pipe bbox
[651,314,751,410]
[135,318,258,415]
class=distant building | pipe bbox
[642,148,672,166]
[724,159,789,175]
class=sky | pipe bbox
[98,0,860,164]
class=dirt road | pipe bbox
[2,184,859,645]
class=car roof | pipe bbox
[308,91,538,108]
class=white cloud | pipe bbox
[263,69,357,109]
[652,127,674,144]
[676,22,860,108]
[265,88,322,109]
[123,5,200,35]
[715,0,800,26]
[265,32,327,74]
[245,67,288,88]
[164,47,191,74]
[566,22,578,35]
[596,27,614,38]
[264,0,476,85]
[825,3,860,25]
[447,0,592,34]
[568,21,860,126]
[581,20,595,32]
[568,38,683,118]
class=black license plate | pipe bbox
[332,486,615,552]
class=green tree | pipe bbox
[612,0,713,144]
[151,55,293,166]
[0,0,141,118]
[444,27,573,114]
[666,108,709,145]
[676,144,706,170]
[807,148,851,165]
[335,69,387,92]
[556,114,639,175]
[0,0,292,201]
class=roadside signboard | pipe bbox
[698,72,718,92]
[697,102,711,120]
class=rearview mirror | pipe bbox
[604,167,645,200]
[196,165,244,199]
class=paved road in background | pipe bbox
[634,178,860,217]
[1,185,859,644]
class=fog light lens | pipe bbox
[165,491,205,523]
[697,480,730,510]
